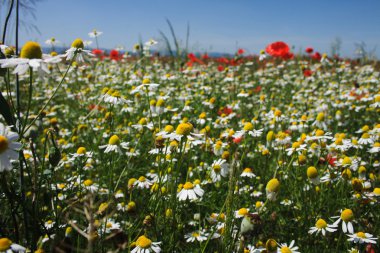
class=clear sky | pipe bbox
[15,0,380,57]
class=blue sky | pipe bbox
[15,0,380,57]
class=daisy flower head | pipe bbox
[347,231,377,244]
[277,240,300,253]
[0,123,22,172]
[88,29,103,38]
[210,159,229,182]
[241,167,256,178]
[308,218,337,236]
[307,166,320,185]
[133,176,153,189]
[235,207,250,218]
[71,146,93,159]
[177,181,204,201]
[64,38,93,63]
[99,135,128,154]
[169,122,194,141]
[131,235,161,253]
[0,41,56,76]
[45,37,60,46]
[266,178,280,201]
[184,230,208,243]
[332,209,355,234]
[0,237,26,253]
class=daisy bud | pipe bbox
[265,239,277,252]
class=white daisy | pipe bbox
[0,238,26,253]
[277,240,300,253]
[0,123,22,172]
[177,182,204,201]
[210,159,229,182]
[308,218,337,236]
[131,235,161,253]
[64,38,94,63]
[88,29,103,38]
[347,232,377,244]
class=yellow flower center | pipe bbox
[20,41,42,59]
[361,125,370,132]
[71,38,84,49]
[266,178,280,192]
[281,246,292,253]
[83,179,93,186]
[373,188,380,195]
[156,99,165,107]
[136,235,152,248]
[183,182,194,190]
[243,122,254,131]
[292,141,301,149]
[316,112,324,121]
[108,135,120,145]
[199,112,207,119]
[315,218,327,229]
[243,168,252,173]
[164,125,174,133]
[307,166,318,179]
[315,129,325,136]
[138,118,147,125]
[192,232,200,237]
[213,164,221,172]
[237,208,248,216]
[0,135,9,154]
[361,133,370,139]
[341,209,354,222]
[73,145,87,155]
[106,222,112,228]
[176,122,193,135]
[111,91,120,98]
[138,176,146,182]
[0,238,12,251]
[356,232,366,238]
[142,78,150,84]
[274,109,282,117]
[342,157,352,165]
[374,142,380,147]
[375,95,380,103]
[335,138,343,145]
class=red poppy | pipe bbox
[326,154,336,167]
[217,65,224,72]
[281,52,294,60]
[187,53,205,65]
[237,48,245,55]
[218,107,233,116]
[312,52,321,61]
[92,49,103,56]
[216,57,229,64]
[303,69,313,77]
[305,47,314,54]
[265,41,290,58]
[201,53,209,60]
[109,49,120,61]
[233,136,243,144]
[253,85,262,93]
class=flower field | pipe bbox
[0,36,379,253]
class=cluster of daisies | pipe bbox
[0,35,379,253]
